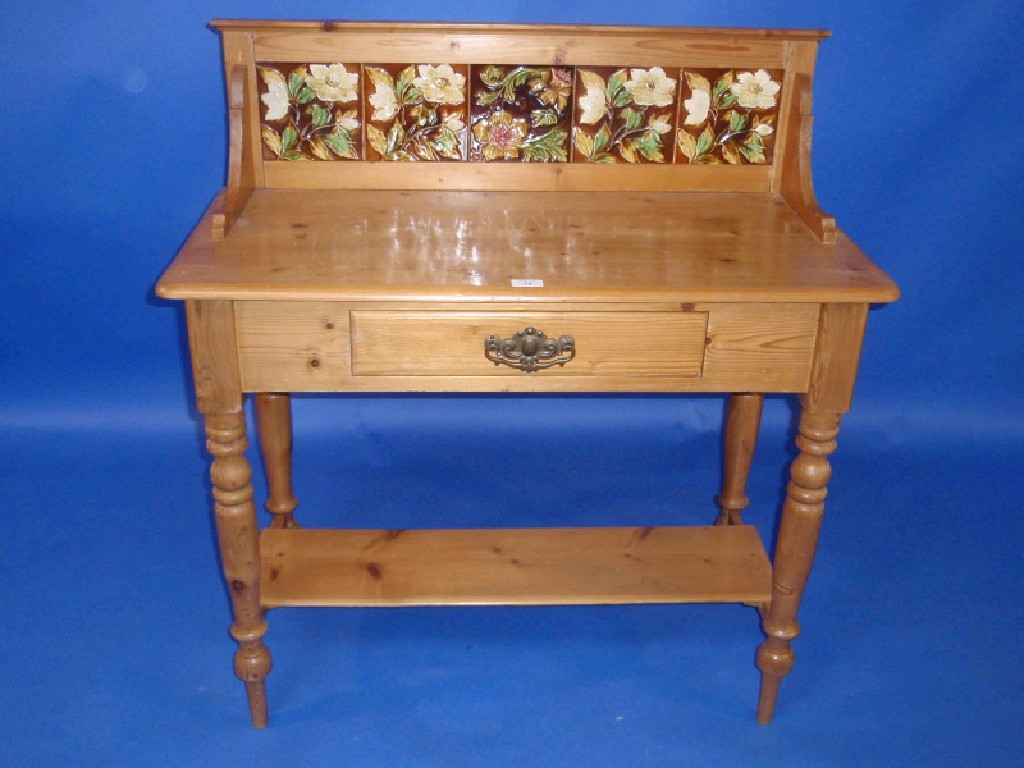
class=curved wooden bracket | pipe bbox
[212,64,255,240]
[780,74,837,244]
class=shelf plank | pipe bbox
[260,525,772,608]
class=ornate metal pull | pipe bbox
[484,327,575,373]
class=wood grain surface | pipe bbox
[260,525,773,608]
[156,190,898,303]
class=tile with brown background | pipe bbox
[572,66,680,163]
[469,65,573,162]
[362,64,469,161]
[675,68,783,164]
[256,63,363,160]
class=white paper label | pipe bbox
[511,278,544,288]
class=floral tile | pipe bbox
[675,68,782,164]
[362,64,469,161]
[257,63,362,160]
[572,66,679,163]
[469,66,573,162]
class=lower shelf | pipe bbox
[260,525,772,608]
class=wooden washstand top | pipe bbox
[156,189,897,303]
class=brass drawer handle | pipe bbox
[484,327,575,373]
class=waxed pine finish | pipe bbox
[156,21,898,729]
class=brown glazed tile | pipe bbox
[362,64,469,161]
[572,66,679,163]
[675,68,783,164]
[469,65,573,162]
[256,62,362,160]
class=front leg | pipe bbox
[755,409,839,724]
[205,410,272,728]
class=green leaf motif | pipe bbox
[281,126,298,153]
[288,69,306,97]
[694,126,714,159]
[613,89,632,108]
[622,107,643,131]
[522,129,568,162]
[296,87,316,104]
[728,110,747,132]
[386,121,405,155]
[739,133,766,164]
[311,104,331,128]
[394,65,422,107]
[530,109,559,128]
[324,129,355,159]
[634,132,664,163]
[480,66,504,86]
[607,69,627,101]
[401,85,423,106]
[713,72,733,100]
[281,150,306,161]
[593,124,612,155]
[432,126,462,160]
[477,90,503,107]
[503,67,545,101]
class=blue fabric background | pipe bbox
[2,1,1021,765]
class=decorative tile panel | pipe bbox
[469,66,573,162]
[572,67,679,163]
[253,62,784,166]
[362,64,469,161]
[675,69,783,164]
[257,63,362,160]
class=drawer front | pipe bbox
[234,301,818,393]
[350,311,707,377]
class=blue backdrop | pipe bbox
[2,2,1021,766]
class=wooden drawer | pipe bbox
[234,301,819,393]
[350,310,707,377]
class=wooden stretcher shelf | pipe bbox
[259,525,773,608]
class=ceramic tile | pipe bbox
[468,66,573,162]
[572,66,679,163]
[362,64,469,161]
[256,63,362,160]
[675,68,783,164]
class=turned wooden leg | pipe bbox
[756,410,839,724]
[255,393,300,529]
[205,410,272,728]
[716,393,764,525]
